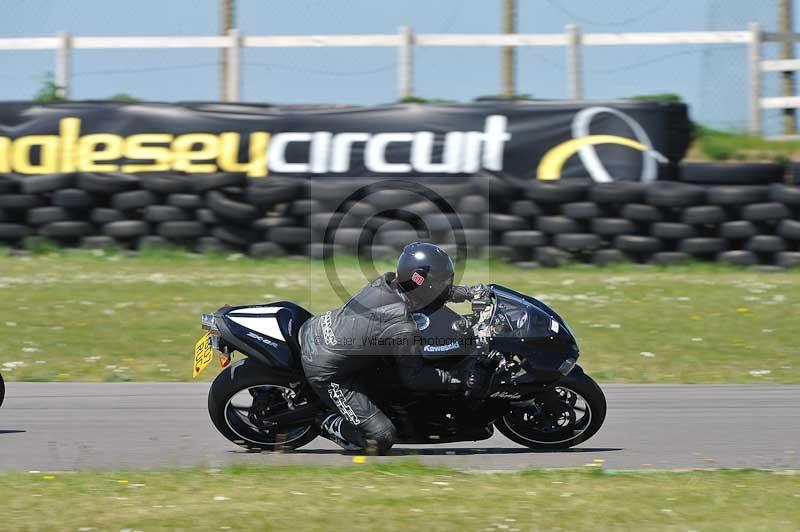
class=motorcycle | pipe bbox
[194,284,606,452]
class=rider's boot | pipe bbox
[316,412,365,452]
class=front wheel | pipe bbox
[208,358,318,451]
[495,369,606,450]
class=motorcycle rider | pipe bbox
[299,242,493,454]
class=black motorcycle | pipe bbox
[195,284,606,451]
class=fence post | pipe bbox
[225,28,241,102]
[398,26,414,100]
[749,22,762,135]
[566,24,583,100]
[55,31,71,99]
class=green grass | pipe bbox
[690,125,800,163]
[1,463,798,531]
[0,250,798,383]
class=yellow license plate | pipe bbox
[193,333,214,378]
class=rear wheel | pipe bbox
[208,359,318,451]
[495,371,606,450]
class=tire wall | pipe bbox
[1,172,799,268]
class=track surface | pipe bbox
[1,383,798,472]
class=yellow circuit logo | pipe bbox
[0,117,270,176]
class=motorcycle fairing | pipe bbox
[217,301,311,372]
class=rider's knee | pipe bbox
[361,417,396,455]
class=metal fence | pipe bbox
[1,24,799,136]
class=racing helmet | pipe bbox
[396,242,455,312]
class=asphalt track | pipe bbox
[1,383,798,472]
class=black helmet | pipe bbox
[396,242,455,312]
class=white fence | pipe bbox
[1,24,798,136]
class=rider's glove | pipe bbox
[449,284,489,303]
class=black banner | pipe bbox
[0,100,690,182]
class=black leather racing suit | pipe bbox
[299,272,463,453]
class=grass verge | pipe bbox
[3,463,799,531]
[0,250,798,383]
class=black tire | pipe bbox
[589,182,644,204]
[718,250,758,267]
[77,173,140,195]
[614,235,661,255]
[145,205,191,223]
[213,225,260,248]
[443,229,491,247]
[471,171,521,200]
[562,202,600,220]
[679,162,786,185]
[721,221,758,240]
[483,213,528,232]
[207,190,259,221]
[707,186,768,206]
[679,237,726,256]
[0,194,43,210]
[196,208,219,225]
[769,184,800,206]
[363,244,399,261]
[158,221,206,240]
[502,230,547,248]
[0,223,30,241]
[329,227,372,249]
[0,178,19,194]
[458,195,490,214]
[592,249,628,265]
[510,200,542,218]
[140,175,191,194]
[778,220,800,240]
[208,358,318,452]
[495,369,606,450]
[423,213,475,232]
[0,372,4,409]
[307,213,344,233]
[621,203,663,223]
[91,208,125,225]
[652,251,691,265]
[192,173,246,193]
[526,180,589,203]
[289,199,324,217]
[651,222,697,240]
[20,173,75,194]
[645,182,706,207]
[167,194,204,210]
[746,235,785,253]
[741,202,791,222]
[39,221,93,240]
[138,235,171,250]
[591,218,636,236]
[28,207,70,226]
[253,216,295,231]
[247,178,305,207]
[777,251,800,269]
[537,216,581,235]
[103,220,150,239]
[366,189,423,210]
[554,233,602,252]
[682,205,726,225]
[268,226,314,246]
[375,229,427,247]
[111,190,157,211]
[52,188,93,210]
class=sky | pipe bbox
[0,0,793,132]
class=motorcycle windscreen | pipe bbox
[489,288,578,366]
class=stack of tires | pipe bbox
[1,168,799,268]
